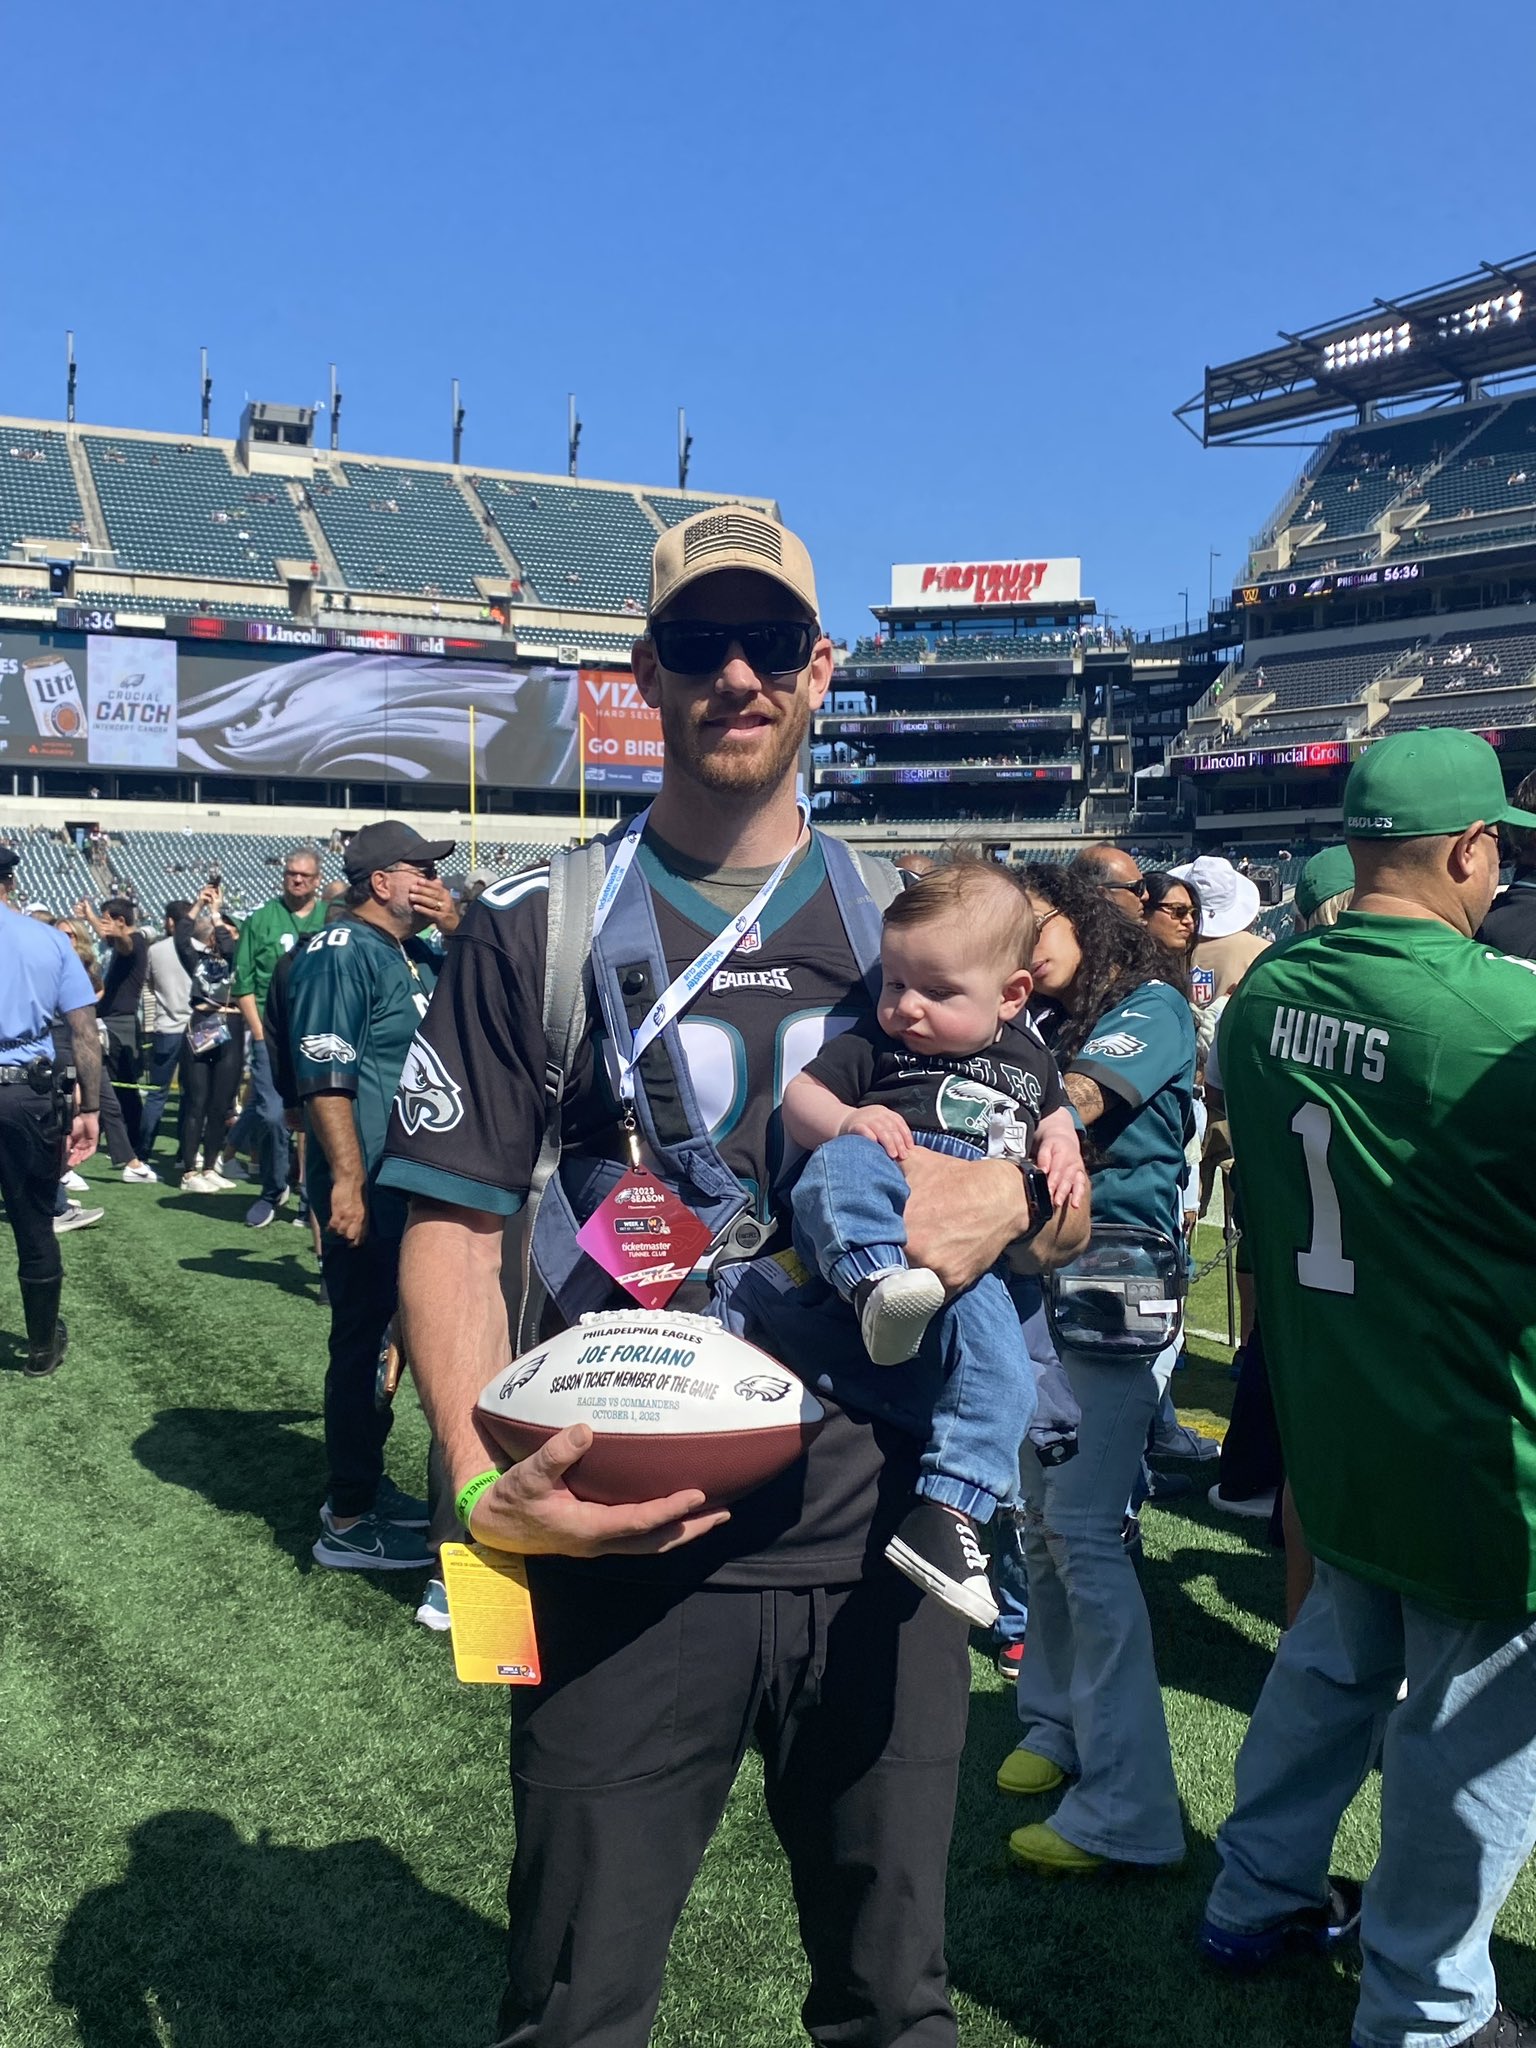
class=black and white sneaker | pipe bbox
[853,1265,946,1365]
[885,1501,1000,1627]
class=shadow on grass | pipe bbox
[948,1686,1360,2048]
[53,1810,504,2048]
[177,1242,321,1302]
[133,1405,328,1569]
[1139,1512,1285,1720]
[132,1405,432,1613]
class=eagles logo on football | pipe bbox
[500,1354,547,1398]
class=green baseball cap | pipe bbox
[1342,727,1536,839]
[1293,844,1355,920]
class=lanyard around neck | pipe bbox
[591,799,810,1102]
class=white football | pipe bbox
[475,1309,825,1505]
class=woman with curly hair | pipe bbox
[997,861,1196,1875]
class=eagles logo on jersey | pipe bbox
[1081,1030,1147,1060]
[299,1032,358,1066]
[396,1035,465,1136]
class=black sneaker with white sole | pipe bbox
[852,1265,946,1365]
[885,1500,1000,1627]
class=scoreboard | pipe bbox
[1232,563,1424,609]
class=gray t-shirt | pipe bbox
[145,932,192,1034]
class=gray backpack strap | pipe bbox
[513,838,608,1352]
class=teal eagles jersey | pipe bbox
[1044,978,1195,1240]
[287,917,442,1236]
[1219,912,1536,1619]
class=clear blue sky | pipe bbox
[3,0,1534,643]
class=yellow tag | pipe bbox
[438,1542,542,1686]
[773,1246,810,1287]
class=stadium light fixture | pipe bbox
[329,364,342,452]
[1438,288,1524,342]
[568,393,582,479]
[200,346,212,437]
[678,406,693,491]
[65,330,76,424]
[452,378,465,465]
[1322,322,1411,375]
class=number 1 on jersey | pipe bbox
[1290,1102,1356,1296]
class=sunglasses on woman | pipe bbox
[1154,902,1196,923]
[650,619,818,679]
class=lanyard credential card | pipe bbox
[576,800,810,1308]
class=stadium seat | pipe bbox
[307,462,505,601]
[0,430,85,554]
[86,437,314,582]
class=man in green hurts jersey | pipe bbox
[230,846,327,1226]
[1200,728,1536,2048]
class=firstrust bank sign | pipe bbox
[890,559,1082,607]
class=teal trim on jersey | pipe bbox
[376,1157,525,1216]
[636,835,828,945]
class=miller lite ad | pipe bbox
[24,655,87,745]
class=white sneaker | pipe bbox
[854,1265,946,1366]
[63,1170,89,1192]
[202,1167,238,1191]
[181,1170,216,1193]
[122,1163,159,1184]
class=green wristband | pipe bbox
[455,1468,503,1528]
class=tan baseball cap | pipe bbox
[648,507,819,622]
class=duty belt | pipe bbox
[0,1060,53,1086]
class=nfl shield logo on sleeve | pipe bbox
[1191,966,1216,1007]
[737,922,762,955]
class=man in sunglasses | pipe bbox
[383,508,1088,2047]
[287,820,459,1573]
[229,844,327,1225]
[1071,843,1147,920]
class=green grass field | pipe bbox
[3,1182,1533,2048]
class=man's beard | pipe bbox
[659,688,811,797]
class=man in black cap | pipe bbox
[284,822,461,1570]
[0,844,103,1374]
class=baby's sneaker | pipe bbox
[885,1501,999,1627]
[853,1265,946,1365]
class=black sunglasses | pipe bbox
[651,619,817,679]
[1103,878,1148,899]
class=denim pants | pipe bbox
[790,1133,1036,1521]
[229,1038,290,1203]
[138,1029,186,1157]
[1011,1340,1185,1864]
[1205,1560,1536,2048]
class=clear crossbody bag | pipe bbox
[1044,1223,1185,1360]
[185,1012,231,1058]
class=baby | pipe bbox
[781,859,1082,1626]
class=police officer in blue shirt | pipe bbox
[0,845,104,1375]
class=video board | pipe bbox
[0,627,659,792]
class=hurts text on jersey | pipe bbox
[1267,1005,1389,1083]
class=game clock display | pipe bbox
[1234,562,1424,608]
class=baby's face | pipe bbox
[876,920,1025,1057]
